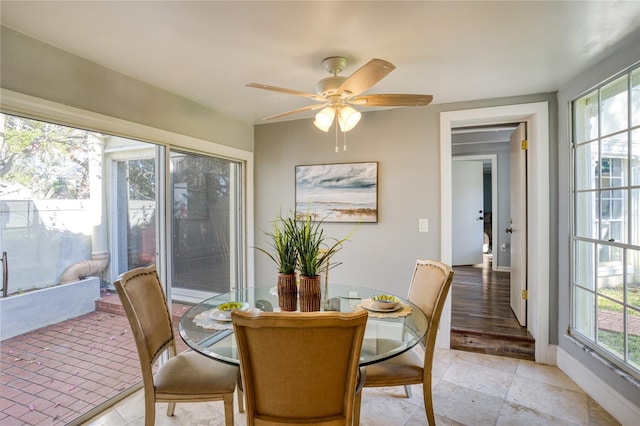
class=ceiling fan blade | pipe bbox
[350,94,433,107]
[246,83,324,101]
[339,59,396,97]
[262,103,327,121]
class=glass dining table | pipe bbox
[178,284,428,366]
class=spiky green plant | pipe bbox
[255,213,297,274]
[293,212,352,277]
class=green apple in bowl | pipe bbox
[217,301,250,318]
[371,294,400,310]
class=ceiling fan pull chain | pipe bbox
[335,122,339,153]
[343,131,347,151]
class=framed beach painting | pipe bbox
[295,162,378,223]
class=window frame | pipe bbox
[570,62,640,379]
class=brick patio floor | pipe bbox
[0,291,190,425]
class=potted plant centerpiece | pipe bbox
[292,212,350,312]
[256,213,299,311]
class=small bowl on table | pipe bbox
[217,301,250,319]
[370,294,400,310]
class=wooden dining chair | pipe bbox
[232,310,368,426]
[354,259,454,426]
[114,265,240,426]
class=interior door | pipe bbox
[509,123,527,326]
[452,160,484,265]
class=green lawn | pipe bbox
[598,330,640,368]
[598,286,640,316]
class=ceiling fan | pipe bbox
[247,56,433,133]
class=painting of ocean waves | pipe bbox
[295,162,378,222]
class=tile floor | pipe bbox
[84,347,620,426]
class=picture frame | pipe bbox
[295,162,378,223]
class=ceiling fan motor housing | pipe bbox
[322,56,348,74]
[316,76,349,97]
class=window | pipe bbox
[571,64,640,377]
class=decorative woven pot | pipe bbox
[277,273,298,312]
[299,275,321,312]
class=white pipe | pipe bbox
[59,251,109,284]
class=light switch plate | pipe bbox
[419,218,429,232]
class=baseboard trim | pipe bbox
[557,346,640,426]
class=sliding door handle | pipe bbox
[1,251,7,298]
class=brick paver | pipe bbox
[0,292,190,425]
[598,310,640,335]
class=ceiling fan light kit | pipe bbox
[313,106,335,132]
[314,105,361,133]
[247,56,432,149]
[336,106,361,132]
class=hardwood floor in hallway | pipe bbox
[450,255,535,360]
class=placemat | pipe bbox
[353,300,413,318]
[194,307,261,330]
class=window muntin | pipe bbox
[571,63,640,378]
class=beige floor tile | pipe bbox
[442,356,515,399]
[454,349,520,375]
[507,375,589,425]
[82,349,621,426]
[587,397,620,426]
[358,387,421,425]
[515,359,584,393]
[497,401,582,425]
[84,408,128,426]
[432,380,505,425]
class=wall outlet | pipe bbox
[419,218,429,232]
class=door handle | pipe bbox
[505,227,513,234]
[1,251,7,298]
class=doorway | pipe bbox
[450,133,534,359]
[451,154,498,268]
[439,102,550,364]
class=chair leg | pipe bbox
[237,387,244,413]
[353,390,362,426]
[223,393,234,426]
[166,401,176,417]
[144,395,156,426]
[423,381,435,426]
[404,384,412,398]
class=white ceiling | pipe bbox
[2,1,639,126]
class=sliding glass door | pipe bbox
[0,112,246,423]
[170,150,242,301]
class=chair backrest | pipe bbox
[232,310,368,425]
[407,259,454,358]
[114,265,175,381]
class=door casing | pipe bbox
[440,102,550,364]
